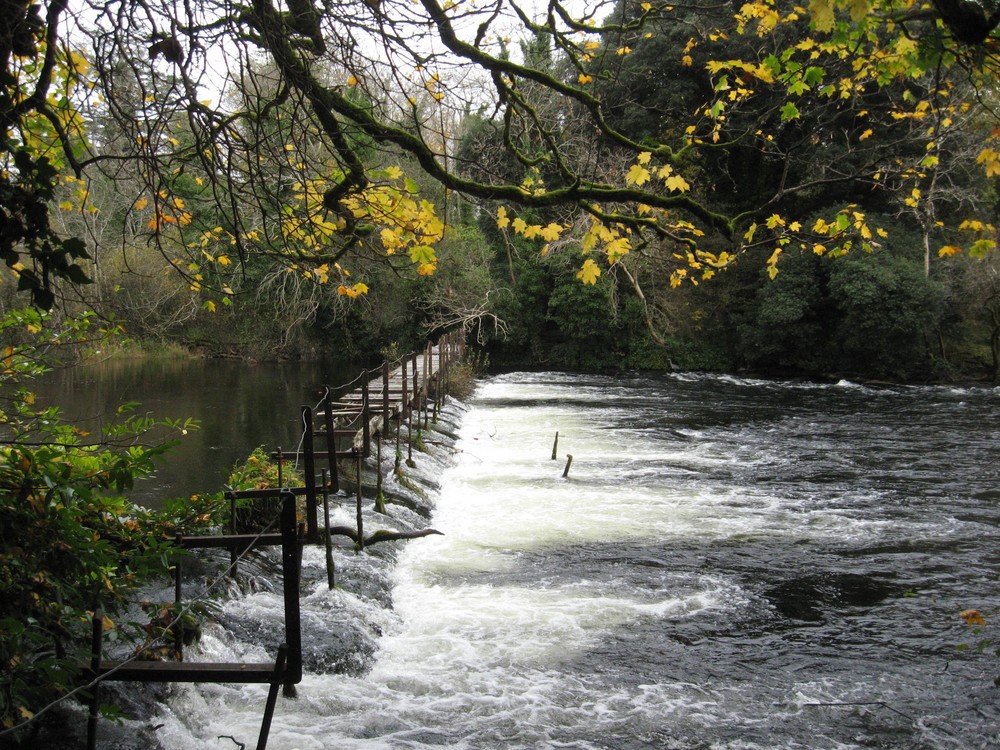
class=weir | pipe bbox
[79,329,466,750]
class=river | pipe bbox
[35,356,363,505]
[146,371,999,748]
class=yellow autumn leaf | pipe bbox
[637,151,652,165]
[938,245,964,257]
[347,75,359,86]
[133,196,149,211]
[665,174,690,192]
[960,609,986,626]
[976,148,1000,178]
[512,217,528,235]
[539,223,563,241]
[577,258,602,284]
[605,237,631,263]
[808,0,835,31]
[766,247,782,279]
[578,73,593,84]
[626,164,651,186]
[496,206,510,229]
[216,255,231,266]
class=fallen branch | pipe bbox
[328,526,443,547]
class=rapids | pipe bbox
[153,371,1000,750]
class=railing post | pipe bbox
[174,533,184,659]
[280,492,302,693]
[381,361,390,436]
[423,342,431,429]
[322,388,339,494]
[355,451,365,550]
[302,406,318,543]
[87,609,103,750]
[322,469,335,590]
[361,379,371,458]
[256,644,288,750]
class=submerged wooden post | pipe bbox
[562,454,574,478]
[302,406,318,543]
[322,469,335,590]
[551,432,559,460]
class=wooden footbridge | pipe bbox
[83,329,467,750]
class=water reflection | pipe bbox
[33,356,364,506]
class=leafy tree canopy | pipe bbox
[0,0,997,309]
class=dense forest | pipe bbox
[1,0,999,738]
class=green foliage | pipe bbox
[0,310,209,734]
[224,447,303,533]
[826,252,944,379]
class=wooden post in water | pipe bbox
[551,432,559,460]
[562,454,574,478]
[322,469,335,590]
[302,407,318,543]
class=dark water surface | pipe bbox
[55,367,999,749]
[35,357,364,504]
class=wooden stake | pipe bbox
[562,454,573,478]
[551,432,559,460]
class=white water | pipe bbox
[152,372,1000,750]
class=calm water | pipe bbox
[150,372,1000,747]
[35,357,364,504]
